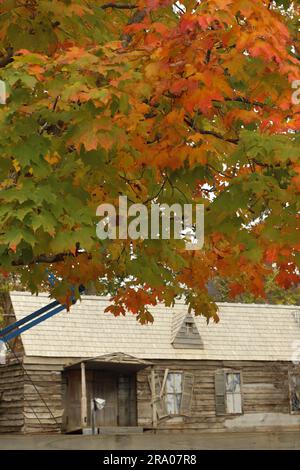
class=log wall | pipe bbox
[137,360,300,432]
[0,355,24,433]
[23,362,64,434]
[2,357,300,434]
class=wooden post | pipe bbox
[81,362,88,429]
[91,399,96,435]
[151,367,157,429]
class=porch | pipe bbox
[62,353,152,434]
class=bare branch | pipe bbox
[143,177,168,204]
[184,117,239,144]
[12,253,72,266]
[121,8,147,47]
[101,3,137,9]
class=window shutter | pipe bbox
[148,372,168,419]
[215,370,226,415]
[160,368,169,398]
[180,373,194,416]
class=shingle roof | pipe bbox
[9,291,300,361]
[170,310,187,343]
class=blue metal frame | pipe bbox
[0,303,66,342]
[0,273,85,343]
[0,300,60,338]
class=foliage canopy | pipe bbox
[0,0,299,322]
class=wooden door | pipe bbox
[118,374,137,426]
[93,372,118,426]
[64,369,137,430]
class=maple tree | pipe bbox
[210,270,300,305]
[0,0,299,323]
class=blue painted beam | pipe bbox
[0,300,60,338]
[0,304,66,343]
[0,279,85,343]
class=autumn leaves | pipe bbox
[0,1,299,322]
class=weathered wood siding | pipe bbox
[2,356,300,434]
[137,360,300,432]
[0,355,24,433]
[23,362,64,434]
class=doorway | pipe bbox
[64,369,137,432]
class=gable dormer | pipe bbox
[171,313,203,349]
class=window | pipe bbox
[165,372,182,414]
[185,322,194,335]
[225,372,242,414]
[149,370,194,418]
[215,370,243,415]
[289,374,300,413]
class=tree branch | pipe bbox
[12,253,72,266]
[0,48,13,69]
[143,177,168,204]
[121,8,147,47]
[207,163,235,179]
[184,117,239,144]
[101,3,137,9]
[195,129,239,144]
[223,96,268,108]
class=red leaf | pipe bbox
[264,246,278,264]
[229,282,244,298]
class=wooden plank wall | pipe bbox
[23,362,64,434]
[0,355,24,433]
[137,360,298,432]
[2,357,299,434]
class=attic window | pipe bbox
[185,322,194,335]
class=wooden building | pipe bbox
[1,291,300,434]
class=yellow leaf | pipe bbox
[12,159,21,172]
[145,62,160,80]
[45,152,61,165]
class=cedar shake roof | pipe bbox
[9,291,300,361]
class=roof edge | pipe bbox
[9,291,300,310]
